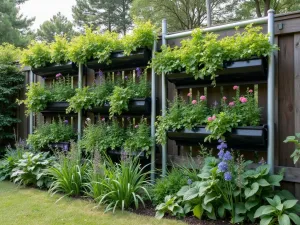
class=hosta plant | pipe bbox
[254,195,300,225]
[11,151,55,188]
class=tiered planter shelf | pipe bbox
[32,62,79,78]
[41,102,76,116]
[167,57,268,88]
[48,142,70,151]
[168,125,268,150]
[90,97,152,116]
[87,48,152,71]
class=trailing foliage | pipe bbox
[27,119,75,150]
[152,25,277,83]
[11,151,55,188]
[108,86,133,118]
[48,142,90,197]
[0,43,21,64]
[284,133,300,164]
[21,41,51,68]
[67,86,94,113]
[50,35,70,64]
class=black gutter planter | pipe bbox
[32,62,79,78]
[107,149,146,158]
[91,97,152,116]
[167,57,268,88]
[48,142,70,152]
[168,125,268,150]
[87,48,151,71]
[41,102,71,116]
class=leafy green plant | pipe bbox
[124,119,152,155]
[49,76,75,101]
[152,25,277,82]
[125,71,151,98]
[92,78,114,107]
[0,43,21,64]
[50,35,70,64]
[21,41,51,68]
[11,151,55,188]
[27,119,75,150]
[17,82,51,115]
[67,28,121,65]
[155,195,190,219]
[108,86,133,118]
[254,195,300,225]
[48,142,90,198]
[67,86,95,113]
[284,134,300,164]
[122,21,157,55]
[98,157,151,212]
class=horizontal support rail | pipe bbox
[165,17,268,40]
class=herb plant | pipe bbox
[27,119,75,150]
[49,76,75,101]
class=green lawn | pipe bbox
[0,181,186,225]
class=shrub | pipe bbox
[48,142,90,197]
[11,151,55,188]
[124,118,152,155]
[27,119,76,150]
[98,157,151,212]
[0,43,21,64]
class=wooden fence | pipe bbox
[16,11,300,199]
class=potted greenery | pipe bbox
[21,36,79,78]
[152,25,276,87]
[156,87,267,148]
[27,119,76,151]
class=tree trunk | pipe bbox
[254,0,262,17]
[264,0,271,16]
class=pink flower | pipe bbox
[229,101,235,106]
[187,92,192,97]
[200,95,206,101]
[56,73,62,78]
[208,117,213,122]
[239,97,248,103]
[192,100,197,104]
[135,125,139,128]
[249,89,253,93]
[223,96,227,101]
[233,85,239,90]
[101,118,105,121]
[212,115,216,120]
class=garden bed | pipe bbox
[86,48,151,71]
[166,57,268,88]
[168,125,268,149]
[32,62,79,78]
[90,97,152,116]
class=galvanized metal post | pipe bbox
[267,9,275,174]
[78,64,83,141]
[29,70,34,135]
[206,0,212,27]
[162,19,167,176]
[151,40,157,182]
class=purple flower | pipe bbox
[258,157,266,165]
[213,101,218,107]
[218,161,228,172]
[63,144,69,151]
[217,141,227,150]
[117,71,121,76]
[102,118,105,121]
[125,76,128,80]
[224,172,232,181]
[64,120,68,124]
[56,73,62,79]
[223,151,232,161]
[42,76,46,80]
[187,179,193,185]
[97,70,103,77]
[136,67,142,77]
[218,150,225,159]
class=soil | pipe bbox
[130,202,257,225]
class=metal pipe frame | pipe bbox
[29,70,34,135]
[267,10,275,174]
[161,10,275,174]
[151,40,157,182]
[206,0,212,27]
[161,19,167,177]
[78,64,83,141]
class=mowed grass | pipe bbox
[0,182,186,225]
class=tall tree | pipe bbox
[36,12,77,42]
[131,0,230,32]
[0,0,34,47]
[72,0,132,34]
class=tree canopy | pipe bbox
[36,12,77,42]
[0,0,34,47]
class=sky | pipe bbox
[20,0,77,30]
